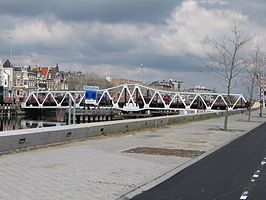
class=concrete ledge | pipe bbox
[0,110,239,153]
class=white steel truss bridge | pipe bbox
[21,84,247,113]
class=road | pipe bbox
[132,122,266,200]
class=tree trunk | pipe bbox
[247,98,252,122]
[259,100,263,117]
[224,106,229,131]
[224,84,231,131]
[248,107,251,121]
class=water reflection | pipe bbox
[0,118,18,131]
[0,117,66,131]
[0,110,66,131]
[20,119,66,129]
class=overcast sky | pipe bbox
[0,0,266,92]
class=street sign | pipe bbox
[84,86,99,91]
[85,99,97,104]
[84,86,99,105]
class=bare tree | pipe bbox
[207,17,250,130]
[244,45,263,121]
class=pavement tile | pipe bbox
[0,109,265,199]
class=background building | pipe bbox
[32,64,68,91]
[13,66,36,102]
[150,79,182,91]
[187,86,214,93]
[0,59,14,102]
[108,78,142,86]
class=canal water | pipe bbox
[0,110,66,131]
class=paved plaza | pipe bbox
[0,109,265,200]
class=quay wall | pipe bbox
[0,110,243,153]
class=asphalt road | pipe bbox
[132,122,266,200]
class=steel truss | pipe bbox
[21,84,246,112]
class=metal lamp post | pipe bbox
[140,64,143,84]
[259,76,263,117]
[257,54,265,117]
[263,55,265,108]
[9,35,13,60]
[257,71,263,117]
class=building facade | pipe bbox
[13,66,37,102]
[0,59,14,101]
[0,61,71,103]
[150,79,183,91]
[32,64,68,91]
[187,86,214,93]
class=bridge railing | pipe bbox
[21,91,86,109]
[21,84,247,112]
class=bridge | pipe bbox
[21,84,246,113]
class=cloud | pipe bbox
[8,20,72,46]
[199,0,228,6]
[0,1,252,64]
[149,0,243,58]
[0,0,180,24]
[0,0,266,92]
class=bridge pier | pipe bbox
[76,116,81,124]
[65,111,115,124]
[0,104,18,117]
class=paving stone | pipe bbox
[0,109,265,199]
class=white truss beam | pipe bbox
[21,84,246,112]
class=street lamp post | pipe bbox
[259,76,263,117]
[257,71,263,117]
[257,54,265,118]
[263,54,265,108]
[140,64,144,84]
[9,35,13,59]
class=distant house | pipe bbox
[32,64,67,90]
[13,66,37,101]
[187,86,214,93]
[3,59,12,68]
[169,79,183,91]
[150,79,183,91]
[64,71,86,90]
[32,66,49,90]
[109,78,142,86]
[32,67,49,78]
[59,71,68,90]
[0,59,14,98]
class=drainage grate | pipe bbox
[66,132,72,137]
[123,147,204,158]
[18,138,26,144]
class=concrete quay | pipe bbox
[0,109,265,200]
[0,112,218,153]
